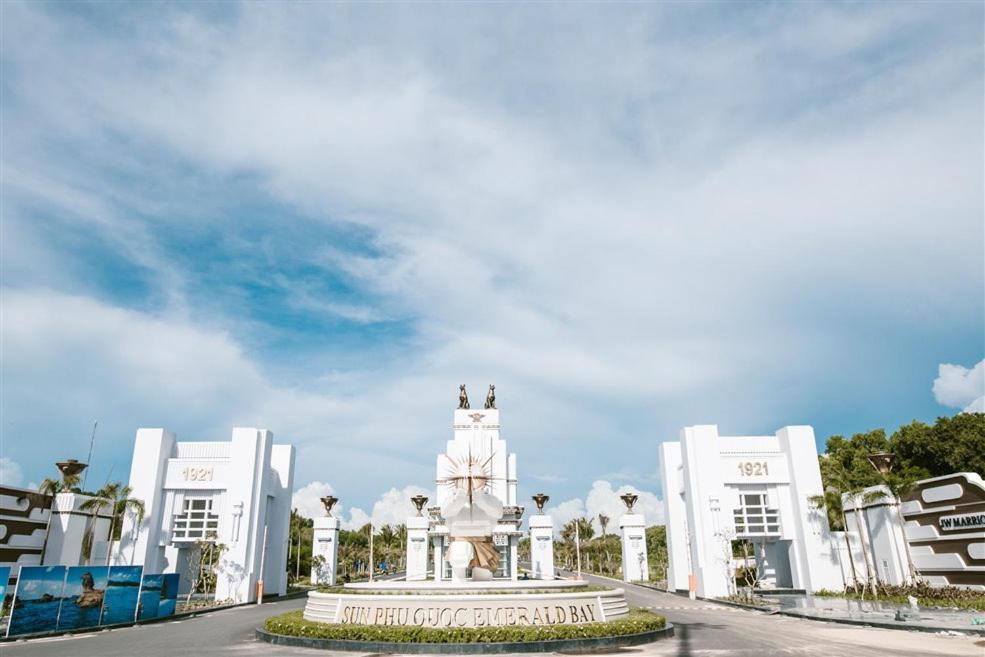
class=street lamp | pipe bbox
[55,459,88,486]
[411,494,429,516]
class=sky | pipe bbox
[1,2,983,530]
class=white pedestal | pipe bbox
[529,515,555,580]
[447,539,474,583]
[619,513,649,582]
[432,531,447,581]
[311,517,340,586]
[406,516,430,581]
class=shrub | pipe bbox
[264,608,665,643]
[814,585,985,611]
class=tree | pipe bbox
[101,483,145,565]
[185,532,227,607]
[37,470,81,564]
[808,484,861,590]
[891,414,985,477]
[79,487,113,564]
[598,514,609,538]
[560,518,594,543]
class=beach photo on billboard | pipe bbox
[158,573,180,617]
[100,565,142,625]
[7,566,66,637]
[57,566,110,630]
[137,574,164,621]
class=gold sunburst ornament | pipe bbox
[437,445,499,509]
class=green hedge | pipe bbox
[264,609,665,643]
[814,586,985,611]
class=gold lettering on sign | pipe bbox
[735,462,769,477]
[337,602,603,627]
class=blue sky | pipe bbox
[1,2,982,528]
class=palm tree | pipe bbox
[598,514,609,539]
[79,486,114,564]
[808,487,860,590]
[37,475,77,563]
[106,484,145,566]
[862,470,920,585]
[81,483,145,566]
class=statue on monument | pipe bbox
[458,384,470,409]
[484,384,496,409]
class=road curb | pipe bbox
[571,572,985,636]
[255,622,675,653]
[0,590,310,643]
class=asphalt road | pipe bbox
[2,576,983,657]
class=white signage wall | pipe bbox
[114,427,295,603]
[660,425,843,598]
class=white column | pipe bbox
[115,428,175,571]
[620,513,649,582]
[405,516,430,581]
[509,535,519,581]
[529,515,555,580]
[431,532,446,581]
[311,517,340,585]
[777,426,845,592]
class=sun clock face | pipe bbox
[437,446,498,512]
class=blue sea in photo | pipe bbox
[137,574,163,620]
[100,566,142,626]
[158,573,180,617]
[58,566,109,630]
[7,566,66,637]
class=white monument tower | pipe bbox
[429,385,523,581]
[619,493,650,582]
[311,496,340,586]
[529,493,555,580]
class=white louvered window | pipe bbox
[733,493,780,537]
[171,497,219,541]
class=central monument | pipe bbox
[301,385,633,631]
[430,384,522,582]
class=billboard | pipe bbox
[137,574,163,620]
[100,565,142,625]
[6,566,66,637]
[57,566,109,630]
[158,573,180,616]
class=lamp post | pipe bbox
[411,495,429,516]
[574,520,582,581]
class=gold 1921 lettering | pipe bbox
[736,462,769,477]
[182,467,214,481]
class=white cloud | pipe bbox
[0,458,24,487]
[1,4,982,511]
[294,481,433,529]
[544,480,664,537]
[933,360,985,412]
[292,481,336,519]
[530,474,566,484]
[964,396,985,413]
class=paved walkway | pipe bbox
[759,593,985,634]
[2,577,984,656]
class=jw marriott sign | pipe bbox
[939,512,985,531]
